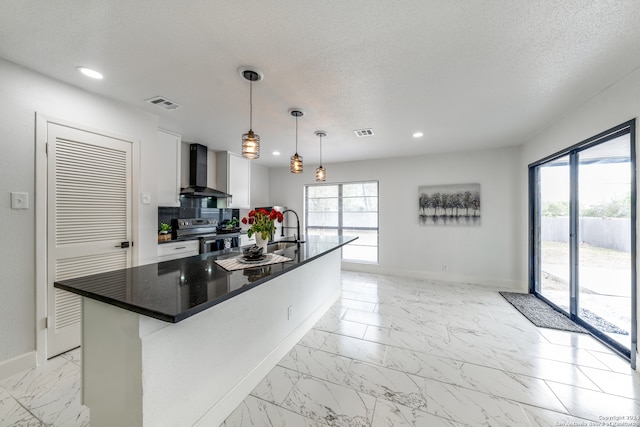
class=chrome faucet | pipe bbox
[281,209,302,243]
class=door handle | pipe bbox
[115,241,130,248]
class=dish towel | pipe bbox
[215,253,293,271]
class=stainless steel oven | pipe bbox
[171,218,239,254]
[200,236,238,253]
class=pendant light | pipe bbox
[315,131,327,182]
[240,67,263,159]
[290,109,304,173]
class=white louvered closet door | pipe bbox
[47,123,132,358]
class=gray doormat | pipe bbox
[500,292,587,333]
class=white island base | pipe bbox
[82,250,341,427]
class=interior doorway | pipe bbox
[43,121,133,358]
[530,120,637,367]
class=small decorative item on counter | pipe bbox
[242,208,283,252]
[226,217,239,229]
[241,208,283,240]
[242,244,264,260]
[158,223,172,242]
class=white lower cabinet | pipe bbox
[157,241,199,262]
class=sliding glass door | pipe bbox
[578,137,633,349]
[530,120,636,366]
[536,155,571,311]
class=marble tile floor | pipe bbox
[0,347,86,427]
[2,271,638,426]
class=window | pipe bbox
[305,181,379,263]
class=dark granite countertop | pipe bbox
[55,235,357,323]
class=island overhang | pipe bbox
[55,235,357,322]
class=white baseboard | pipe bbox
[193,289,341,426]
[341,262,526,291]
[0,351,36,381]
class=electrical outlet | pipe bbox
[287,305,293,320]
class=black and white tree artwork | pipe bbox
[419,183,481,226]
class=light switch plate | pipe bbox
[11,192,29,209]
[141,192,151,204]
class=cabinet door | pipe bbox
[228,153,250,209]
[157,241,199,262]
[157,130,181,207]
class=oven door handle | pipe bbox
[202,239,220,245]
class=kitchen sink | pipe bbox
[267,241,298,255]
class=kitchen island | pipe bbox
[55,235,357,427]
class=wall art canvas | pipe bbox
[419,183,481,226]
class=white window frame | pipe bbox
[304,181,379,264]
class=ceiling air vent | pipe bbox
[354,128,374,137]
[145,96,183,111]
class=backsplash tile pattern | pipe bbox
[158,202,239,232]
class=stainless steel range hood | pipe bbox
[180,144,232,198]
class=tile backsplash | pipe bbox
[158,202,239,232]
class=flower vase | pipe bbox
[254,233,268,254]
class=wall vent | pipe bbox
[354,128,374,137]
[145,96,183,110]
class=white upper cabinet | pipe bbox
[157,130,182,207]
[229,153,250,208]
[216,151,251,209]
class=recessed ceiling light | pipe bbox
[76,66,103,80]
[272,151,281,156]
[413,132,424,138]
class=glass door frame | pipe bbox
[529,119,637,367]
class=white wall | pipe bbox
[250,162,270,208]
[519,65,640,347]
[269,146,523,288]
[0,59,160,370]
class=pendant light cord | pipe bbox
[319,134,323,166]
[249,80,253,130]
[295,115,299,153]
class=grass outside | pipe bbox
[542,241,630,270]
[541,241,631,294]
[540,240,632,346]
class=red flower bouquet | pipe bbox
[241,208,284,240]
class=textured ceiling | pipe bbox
[2,0,640,167]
